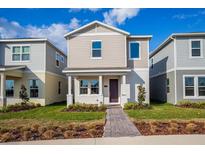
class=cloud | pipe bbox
[173,10,205,20]
[69,8,100,13]
[0,17,81,53]
[103,8,140,26]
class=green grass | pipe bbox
[0,102,105,122]
[126,103,205,120]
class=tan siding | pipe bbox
[127,38,149,68]
[68,35,126,68]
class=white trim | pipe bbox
[124,35,127,67]
[63,69,131,73]
[183,75,205,99]
[133,68,149,71]
[0,38,47,42]
[173,37,177,105]
[72,32,122,37]
[64,20,129,38]
[176,67,205,70]
[55,52,60,68]
[129,35,152,39]
[0,66,26,71]
[91,40,102,59]
[128,41,141,60]
[189,39,203,59]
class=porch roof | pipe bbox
[62,67,131,75]
[0,65,26,72]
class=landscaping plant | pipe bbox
[19,84,29,104]
[177,101,205,109]
[137,84,146,105]
[64,103,107,112]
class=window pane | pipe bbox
[199,87,205,96]
[92,41,101,49]
[92,49,101,57]
[185,77,194,86]
[198,77,205,86]
[30,89,39,97]
[91,80,99,87]
[12,46,20,54]
[130,42,139,58]
[22,54,30,61]
[192,41,200,48]
[80,80,88,87]
[22,46,30,54]
[80,88,88,94]
[192,49,201,57]
[6,80,14,97]
[185,87,194,96]
[12,54,20,61]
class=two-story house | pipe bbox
[0,38,67,107]
[150,33,205,104]
[63,21,151,107]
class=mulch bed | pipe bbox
[134,120,205,135]
[0,123,104,143]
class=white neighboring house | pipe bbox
[63,20,151,107]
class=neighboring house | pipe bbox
[63,20,151,107]
[150,33,205,104]
[0,38,67,107]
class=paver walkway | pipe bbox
[103,106,141,137]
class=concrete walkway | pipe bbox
[2,135,205,145]
[103,106,141,137]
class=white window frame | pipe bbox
[56,52,60,68]
[29,79,39,98]
[189,39,203,59]
[79,79,99,96]
[90,80,99,95]
[183,75,205,99]
[11,45,30,62]
[91,40,102,59]
[60,55,65,63]
[129,41,141,60]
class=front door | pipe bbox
[109,79,118,103]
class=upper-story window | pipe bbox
[190,40,202,58]
[56,53,60,67]
[129,41,140,60]
[91,40,102,58]
[151,58,154,69]
[60,55,65,63]
[12,46,30,61]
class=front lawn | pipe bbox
[126,103,205,120]
[0,102,105,122]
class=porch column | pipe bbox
[98,75,103,104]
[67,75,73,107]
[122,75,126,84]
[0,73,6,107]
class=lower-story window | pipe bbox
[6,80,14,97]
[80,80,89,94]
[91,80,99,94]
[184,75,205,98]
[29,79,39,98]
[184,76,195,96]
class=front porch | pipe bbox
[64,68,132,107]
[0,65,26,107]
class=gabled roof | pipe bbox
[149,32,205,58]
[64,20,130,38]
[0,38,67,57]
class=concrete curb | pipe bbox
[1,135,205,145]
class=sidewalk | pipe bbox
[1,135,205,145]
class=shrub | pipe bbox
[177,101,205,109]
[64,103,107,112]
[137,85,146,105]
[19,85,29,103]
[123,102,151,110]
[0,102,41,113]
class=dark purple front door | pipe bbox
[109,79,118,103]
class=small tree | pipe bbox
[137,85,146,105]
[19,85,29,104]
